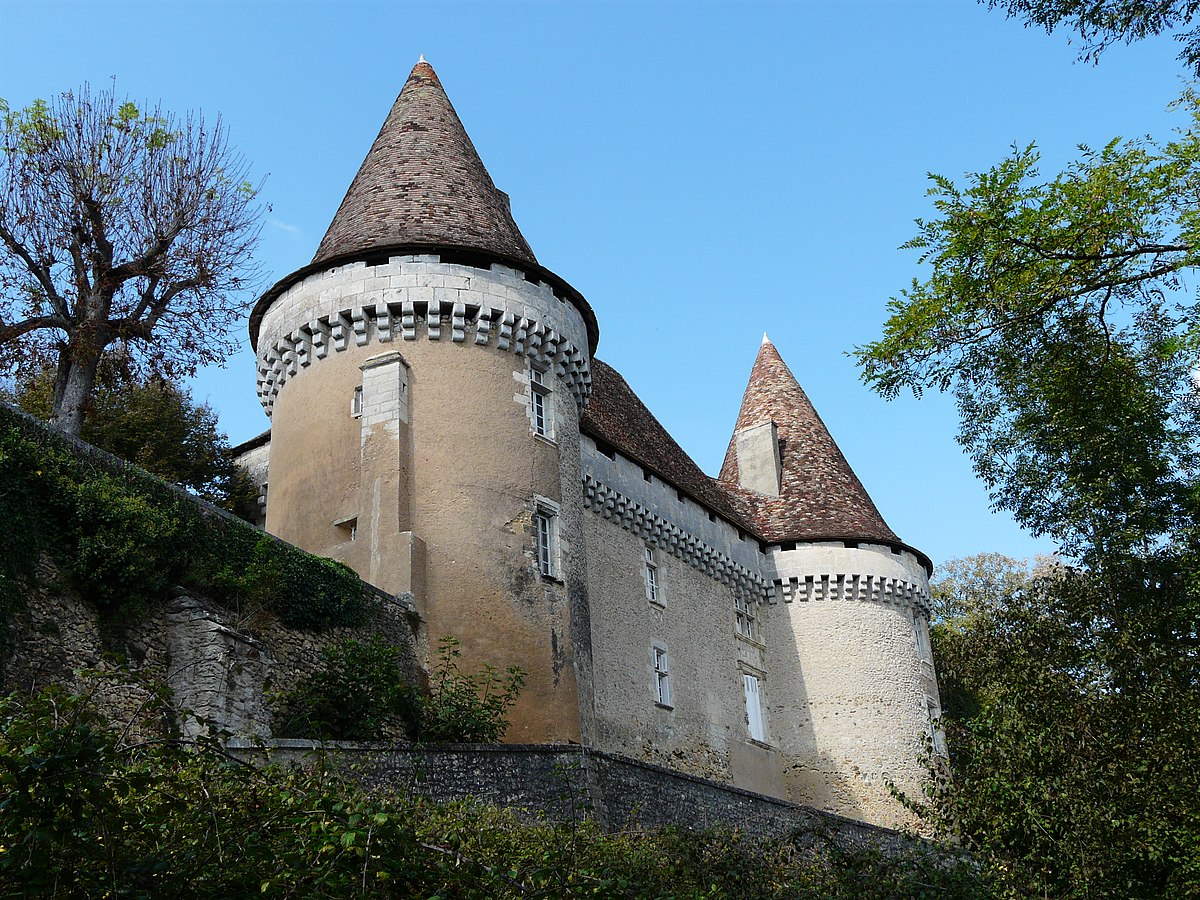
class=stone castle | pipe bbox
[236,59,943,830]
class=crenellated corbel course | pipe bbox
[257,299,592,416]
[582,473,771,602]
[770,572,931,616]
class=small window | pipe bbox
[644,545,661,604]
[351,385,363,418]
[335,515,358,542]
[652,644,672,707]
[530,366,552,438]
[734,591,757,641]
[743,673,766,742]
[535,510,556,578]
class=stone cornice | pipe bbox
[257,298,592,416]
[582,473,771,601]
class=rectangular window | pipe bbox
[734,591,756,641]
[351,384,364,418]
[530,367,551,438]
[743,673,765,742]
[644,546,660,604]
[535,510,555,578]
[652,644,671,707]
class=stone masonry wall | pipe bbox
[229,740,922,856]
[2,562,421,740]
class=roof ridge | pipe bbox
[311,59,537,267]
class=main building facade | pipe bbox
[238,60,942,830]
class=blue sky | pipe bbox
[0,0,1188,568]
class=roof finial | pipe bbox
[762,332,771,345]
[418,54,427,64]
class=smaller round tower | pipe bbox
[719,336,942,830]
[248,60,600,744]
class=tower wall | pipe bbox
[255,253,595,744]
[764,542,940,830]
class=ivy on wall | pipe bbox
[0,403,367,633]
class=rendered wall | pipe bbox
[765,542,940,830]
[580,436,783,796]
[255,255,594,745]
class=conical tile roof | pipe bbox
[312,59,537,267]
[718,337,900,545]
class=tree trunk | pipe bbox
[50,343,101,437]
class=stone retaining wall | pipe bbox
[228,740,918,853]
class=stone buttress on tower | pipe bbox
[244,59,943,830]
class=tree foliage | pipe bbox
[272,636,527,744]
[12,363,256,512]
[0,680,994,898]
[928,555,1200,898]
[0,85,263,435]
[0,402,365,629]
[857,94,1200,560]
[986,0,1200,75]
[859,72,1200,896]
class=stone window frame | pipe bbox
[651,642,672,708]
[533,496,561,580]
[528,363,553,441]
[741,670,767,744]
[734,589,757,643]
[351,384,364,418]
[644,544,662,605]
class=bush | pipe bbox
[273,637,420,741]
[418,636,525,743]
[0,681,996,899]
[273,636,525,744]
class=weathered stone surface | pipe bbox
[2,562,421,741]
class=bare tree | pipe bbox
[0,84,263,435]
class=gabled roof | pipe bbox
[312,58,537,267]
[582,360,749,529]
[718,336,901,547]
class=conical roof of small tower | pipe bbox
[311,58,537,267]
[719,336,901,546]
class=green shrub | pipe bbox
[0,682,996,899]
[418,636,526,743]
[56,473,185,613]
[274,637,420,741]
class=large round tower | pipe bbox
[719,337,943,829]
[249,61,599,743]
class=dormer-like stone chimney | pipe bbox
[733,420,782,496]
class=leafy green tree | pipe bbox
[0,85,262,436]
[856,94,1200,561]
[12,364,257,512]
[928,556,1200,898]
[857,81,1200,897]
[985,0,1200,75]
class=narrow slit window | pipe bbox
[644,545,660,604]
[734,591,756,641]
[351,385,364,418]
[535,510,555,577]
[530,367,551,438]
[652,644,671,707]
